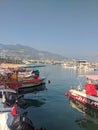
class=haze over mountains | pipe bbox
[0,44,98,62]
[0,44,66,60]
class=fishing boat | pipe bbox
[17,78,46,94]
[69,75,98,110]
[0,65,46,94]
[17,65,46,94]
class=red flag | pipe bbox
[11,104,17,116]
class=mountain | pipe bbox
[0,44,66,60]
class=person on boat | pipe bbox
[31,69,40,77]
[33,73,38,80]
[84,80,98,96]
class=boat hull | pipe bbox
[18,82,46,94]
[6,77,46,94]
[69,89,98,110]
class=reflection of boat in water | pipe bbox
[18,98,45,109]
[69,98,98,118]
[69,98,98,129]
[69,75,98,110]
[18,81,46,94]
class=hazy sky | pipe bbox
[0,0,98,60]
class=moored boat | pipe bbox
[0,65,46,94]
[0,88,17,111]
[69,75,98,110]
[17,79,46,94]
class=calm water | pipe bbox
[18,65,98,130]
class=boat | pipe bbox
[69,98,98,129]
[0,88,46,130]
[0,88,17,130]
[0,65,46,94]
[17,66,46,94]
[0,88,17,112]
[17,79,46,94]
[69,75,98,110]
[11,112,46,130]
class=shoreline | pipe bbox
[0,63,25,68]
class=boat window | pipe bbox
[95,84,98,90]
[0,92,2,98]
[3,92,6,95]
[8,92,16,95]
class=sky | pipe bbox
[0,0,98,60]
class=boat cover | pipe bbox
[84,75,98,80]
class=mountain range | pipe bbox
[0,44,66,60]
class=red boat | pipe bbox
[0,66,46,94]
[69,75,98,110]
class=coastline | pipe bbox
[0,63,25,68]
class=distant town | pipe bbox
[0,56,98,72]
[0,43,98,71]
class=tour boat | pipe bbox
[0,65,46,94]
[69,75,98,110]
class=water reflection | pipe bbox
[18,98,45,109]
[19,84,47,95]
[69,98,98,129]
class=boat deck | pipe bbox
[70,89,98,101]
[0,100,12,112]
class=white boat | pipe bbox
[0,89,17,130]
[0,88,46,130]
[69,75,98,110]
[0,112,12,130]
[0,88,17,111]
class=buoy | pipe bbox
[64,92,69,97]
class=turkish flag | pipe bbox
[11,104,17,116]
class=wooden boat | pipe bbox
[17,78,46,94]
[0,65,46,94]
[69,75,98,110]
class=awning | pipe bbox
[84,75,98,80]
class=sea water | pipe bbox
[18,64,98,130]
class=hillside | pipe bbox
[0,44,66,60]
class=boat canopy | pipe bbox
[19,64,45,68]
[84,75,98,80]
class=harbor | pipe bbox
[12,64,98,130]
[0,0,98,129]
[0,62,98,129]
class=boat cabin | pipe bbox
[0,89,17,112]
